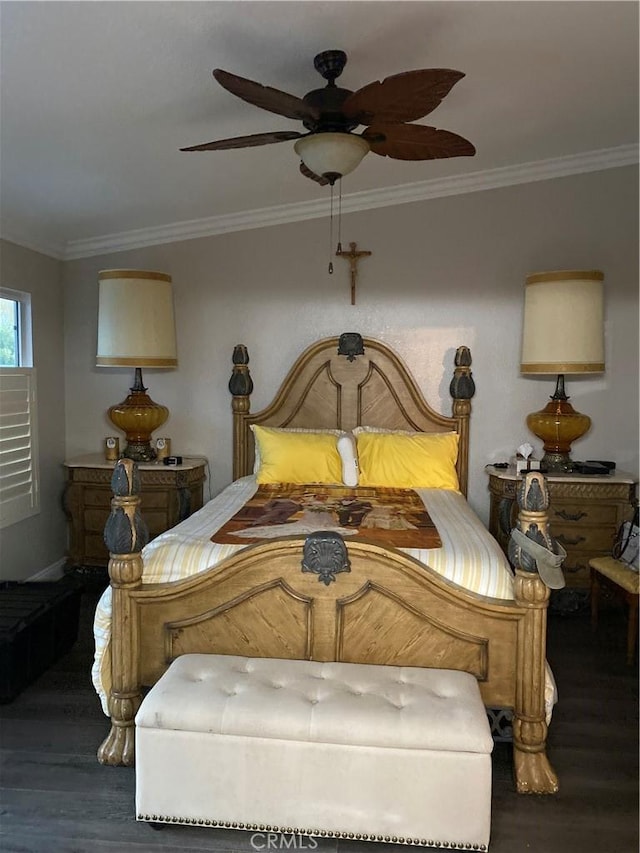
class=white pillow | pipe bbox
[337,432,359,487]
[250,425,359,487]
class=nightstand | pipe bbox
[487,466,637,608]
[63,454,207,568]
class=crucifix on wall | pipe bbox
[336,241,372,305]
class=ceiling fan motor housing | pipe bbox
[302,86,358,132]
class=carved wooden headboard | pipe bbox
[228,333,475,496]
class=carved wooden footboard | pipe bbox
[98,458,559,795]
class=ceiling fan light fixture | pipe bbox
[294,132,370,183]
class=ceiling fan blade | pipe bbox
[363,123,476,160]
[299,162,330,186]
[181,131,304,152]
[343,69,465,125]
[213,69,319,123]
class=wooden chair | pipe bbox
[589,556,639,665]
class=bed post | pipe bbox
[449,346,475,498]
[229,344,254,480]
[97,458,148,767]
[511,471,560,794]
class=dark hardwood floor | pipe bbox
[0,581,637,853]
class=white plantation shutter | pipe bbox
[0,368,39,527]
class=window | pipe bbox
[0,288,39,528]
[1,298,20,366]
[1,289,32,368]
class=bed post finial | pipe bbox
[229,344,254,397]
[450,346,474,497]
[511,471,560,795]
[229,344,254,480]
[450,346,475,401]
[97,458,147,767]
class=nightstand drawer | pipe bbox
[85,533,109,561]
[138,491,170,510]
[84,515,174,560]
[83,487,170,510]
[144,513,171,538]
[550,503,618,526]
[84,508,111,533]
[83,488,112,508]
[553,525,617,553]
[84,508,169,536]
[561,554,593,587]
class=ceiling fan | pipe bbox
[181,50,476,186]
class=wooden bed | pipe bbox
[97,333,559,795]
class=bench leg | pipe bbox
[590,567,600,632]
[626,595,638,666]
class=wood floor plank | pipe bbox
[0,750,136,795]
[0,834,192,853]
[0,788,331,850]
[0,833,331,853]
[0,717,110,753]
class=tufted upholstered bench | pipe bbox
[135,654,494,850]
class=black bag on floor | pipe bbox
[612,506,639,572]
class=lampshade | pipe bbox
[97,270,177,367]
[294,132,370,184]
[521,270,605,375]
[520,269,605,473]
[96,270,177,462]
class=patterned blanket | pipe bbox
[212,484,442,549]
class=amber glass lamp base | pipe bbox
[526,375,591,473]
[107,369,169,462]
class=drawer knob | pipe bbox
[555,509,588,522]
[556,534,586,547]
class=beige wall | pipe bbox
[0,239,66,580]
[63,166,639,523]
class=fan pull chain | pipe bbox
[328,183,334,274]
[336,180,343,256]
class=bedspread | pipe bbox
[212,483,443,548]
[92,476,523,716]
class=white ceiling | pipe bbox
[1,1,638,259]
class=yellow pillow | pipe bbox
[252,425,343,485]
[356,431,460,490]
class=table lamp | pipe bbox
[520,269,604,473]
[96,269,177,461]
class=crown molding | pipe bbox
[64,144,638,260]
[342,144,639,213]
[0,229,66,261]
[4,144,638,261]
